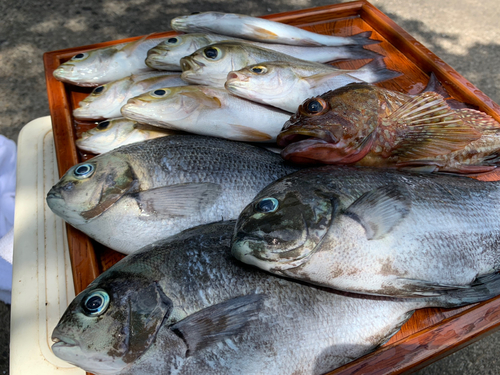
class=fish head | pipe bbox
[171,12,225,32]
[76,119,138,154]
[46,153,139,225]
[53,47,118,87]
[120,86,213,127]
[51,267,182,374]
[180,42,251,86]
[225,62,297,104]
[277,84,380,165]
[232,175,336,273]
[73,77,132,120]
[146,34,211,70]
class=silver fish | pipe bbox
[73,72,186,120]
[51,221,500,375]
[147,33,381,71]
[171,12,379,47]
[232,166,500,298]
[75,118,181,154]
[120,85,291,142]
[180,41,381,87]
[53,36,168,87]
[226,59,401,112]
[46,135,298,254]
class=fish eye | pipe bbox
[71,52,88,60]
[256,197,279,213]
[83,289,110,316]
[251,66,267,74]
[302,98,328,116]
[203,47,221,60]
[167,37,179,44]
[151,89,169,97]
[92,86,105,95]
[73,163,95,179]
[96,121,110,130]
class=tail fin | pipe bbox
[349,58,402,83]
[424,273,500,308]
[337,44,384,61]
[348,31,381,46]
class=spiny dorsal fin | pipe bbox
[458,109,500,131]
[344,185,411,240]
[382,92,482,161]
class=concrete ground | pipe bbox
[1,0,499,374]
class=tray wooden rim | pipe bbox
[42,1,500,374]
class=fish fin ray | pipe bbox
[344,185,411,240]
[383,92,482,160]
[120,35,149,57]
[458,109,500,130]
[180,91,222,108]
[349,31,380,46]
[135,182,222,217]
[303,71,361,89]
[169,294,265,356]
[245,25,280,40]
[349,58,402,83]
[228,124,273,142]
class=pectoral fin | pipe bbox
[344,185,411,240]
[120,35,149,57]
[228,124,273,142]
[135,182,222,217]
[169,294,264,356]
[180,91,222,109]
[245,25,280,40]
[383,92,482,161]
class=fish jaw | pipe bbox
[146,47,182,71]
[53,63,102,87]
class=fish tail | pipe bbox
[424,273,500,308]
[338,45,384,61]
[348,31,381,46]
[350,58,402,83]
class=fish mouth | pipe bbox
[180,57,203,73]
[52,334,78,349]
[277,128,339,148]
[46,189,63,200]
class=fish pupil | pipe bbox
[97,121,110,130]
[257,198,279,213]
[86,296,103,311]
[204,47,218,59]
[154,89,166,96]
[252,67,264,74]
[307,100,323,113]
[93,86,104,94]
[74,53,85,59]
[168,37,178,44]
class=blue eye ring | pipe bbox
[256,197,279,213]
[73,163,95,179]
[83,289,110,316]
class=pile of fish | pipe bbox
[48,10,500,375]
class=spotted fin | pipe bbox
[170,294,264,356]
[382,92,482,161]
[228,124,273,142]
[134,182,222,217]
[344,185,411,240]
[458,109,500,131]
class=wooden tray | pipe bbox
[43,1,500,374]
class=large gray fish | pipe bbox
[75,118,181,154]
[147,32,381,71]
[120,85,291,142]
[46,135,298,254]
[180,41,381,87]
[53,36,169,87]
[73,72,186,120]
[171,12,379,47]
[232,166,500,298]
[226,59,401,112]
[51,221,500,375]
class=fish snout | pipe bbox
[226,71,249,83]
[180,57,202,72]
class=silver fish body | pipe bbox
[180,41,380,87]
[46,135,298,254]
[75,118,180,154]
[120,85,292,142]
[73,72,186,120]
[226,59,401,112]
[171,12,378,47]
[51,221,500,375]
[147,33,380,72]
[232,166,500,297]
[53,36,168,87]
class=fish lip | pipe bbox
[179,57,203,72]
[277,128,339,147]
[226,72,249,83]
[52,334,78,348]
[46,189,63,200]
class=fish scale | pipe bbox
[232,166,500,297]
[51,222,500,374]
